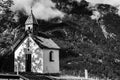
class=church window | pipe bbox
[49,51,54,62]
[28,27,30,30]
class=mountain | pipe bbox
[0,0,120,79]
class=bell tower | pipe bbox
[25,9,38,33]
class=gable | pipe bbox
[15,36,40,55]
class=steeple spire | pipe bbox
[25,8,38,33]
[25,9,38,25]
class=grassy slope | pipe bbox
[45,15,120,79]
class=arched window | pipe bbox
[28,26,30,30]
[49,51,54,62]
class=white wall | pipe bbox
[14,36,44,73]
[15,36,59,73]
[43,49,60,73]
[14,37,28,72]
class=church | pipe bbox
[1,10,60,74]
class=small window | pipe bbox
[49,51,54,62]
[28,27,30,29]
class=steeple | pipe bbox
[25,9,38,33]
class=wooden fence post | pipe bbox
[85,69,88,79]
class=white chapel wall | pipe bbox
[14,37,44,73]
[43,49,59,73]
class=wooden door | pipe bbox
[25,54,31,72]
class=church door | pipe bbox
[25,54,31,72]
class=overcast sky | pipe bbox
[86,0,120,6]
[11,0,120,20]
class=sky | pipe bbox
[10,0,120,20]
[11,0,64,20]
[86,0,120,6]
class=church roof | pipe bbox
[25,10,38,25]
[33,36,60,49]
[12,32,60,52]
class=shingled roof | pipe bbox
[33,35,60,49]
[12,31,60,52]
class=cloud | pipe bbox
[86,0,120,6]
[11,0,64,20]
[86,0,105,4]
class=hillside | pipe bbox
[0,0,120,79]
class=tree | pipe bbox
[0,0,16,32]
[52,0,92,15]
